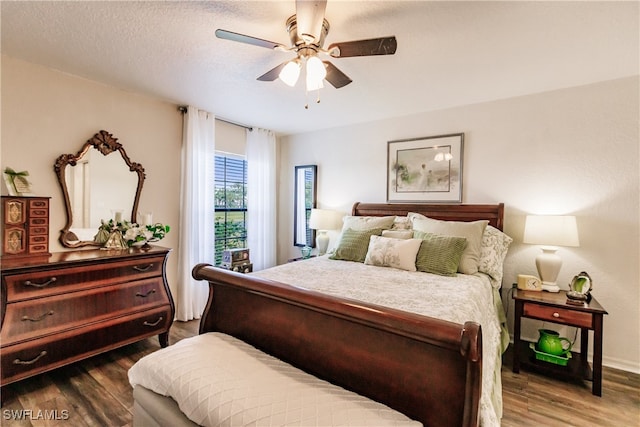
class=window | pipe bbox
[214,154,247,265]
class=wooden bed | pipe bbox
[132,202,505,427]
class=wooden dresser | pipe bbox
[0,246,174,386]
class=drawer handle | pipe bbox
[21,310,54,322]
[133,264,154,272]
[135,289,156,298]
[23,277,57,288]
[143,317,163,327]
[13,351,47,365]
[553,312,560,318]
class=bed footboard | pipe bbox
[192,264,481,427]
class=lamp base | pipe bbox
[536,247,562,291]
[316,231,329,256]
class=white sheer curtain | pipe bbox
[246,128,277,271]
[175,106,215,321]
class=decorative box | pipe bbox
[221,262,253,274]
[1,196,51,259]
[222,248,250,265]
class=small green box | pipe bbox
[529,343,571,366]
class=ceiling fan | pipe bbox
[215,0,397,99]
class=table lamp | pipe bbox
[308,209,342,256]
[523,215,580,292]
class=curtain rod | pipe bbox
[178,106,253,131]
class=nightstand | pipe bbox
[512,289,608,396]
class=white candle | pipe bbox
[143,212,153,226]
[114,211,122,223]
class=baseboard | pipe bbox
[602,356,640,374]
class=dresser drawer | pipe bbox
[4,255,165,302]
[29,225,48,235]
[29,217,48,227]
[28,243,49,254]
[523,302,593,328]
[29,207,48,218]
[29,199,49,210]
[29,234,48,245]
[1,305,172,386]
[1,278,169,346]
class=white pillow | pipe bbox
[364,236,422,272]
[407,212,427,222]
[412,217,488,275]
[382,229,414,239]
[478,225,513,288]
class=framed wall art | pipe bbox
[387,133,464,203]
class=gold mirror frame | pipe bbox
[54,130,145,248]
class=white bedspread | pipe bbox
[253,256,503,427]
[129,332,421,427]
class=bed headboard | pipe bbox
[352,202,505,231]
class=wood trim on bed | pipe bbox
[193,264,482,427]
[352,202,505,231]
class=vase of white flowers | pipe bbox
[95,219,170,250]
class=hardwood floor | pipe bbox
[1,320,638,426]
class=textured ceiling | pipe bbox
[1,1,638,135]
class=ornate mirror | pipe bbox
[54,130,145,247]
[293,165,317,247]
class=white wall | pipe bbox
[1,56,183,296]
[279,76,640,372]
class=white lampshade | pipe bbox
[308,209,342,231]
[279,60,301,87]
[305,56,326,91]
[523,215,580,247]
[523,215,579,292]
[308,208,342,256]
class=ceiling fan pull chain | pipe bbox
[316,89,321,104]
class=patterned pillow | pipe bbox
[412,218,488,275]
[364,236,422,271]
[329,228,383,263]
[391,216,412,230]
[478,225,513,288]
[413,231,468,276]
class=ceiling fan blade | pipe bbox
[296,0,327,44]
[257,61,289,81]
[216,29,284,50]
[328,36,397,58]
[323,61,352,89]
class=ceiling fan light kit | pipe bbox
[279,59,301,87]
[305,56,327,91]
[216,0,397,107]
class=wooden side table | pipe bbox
[512,289,608,396]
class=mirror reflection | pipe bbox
[55,130,145,247]
[293,165,317,247]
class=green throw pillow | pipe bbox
[330,228,384,263]
[414,231,468,276]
